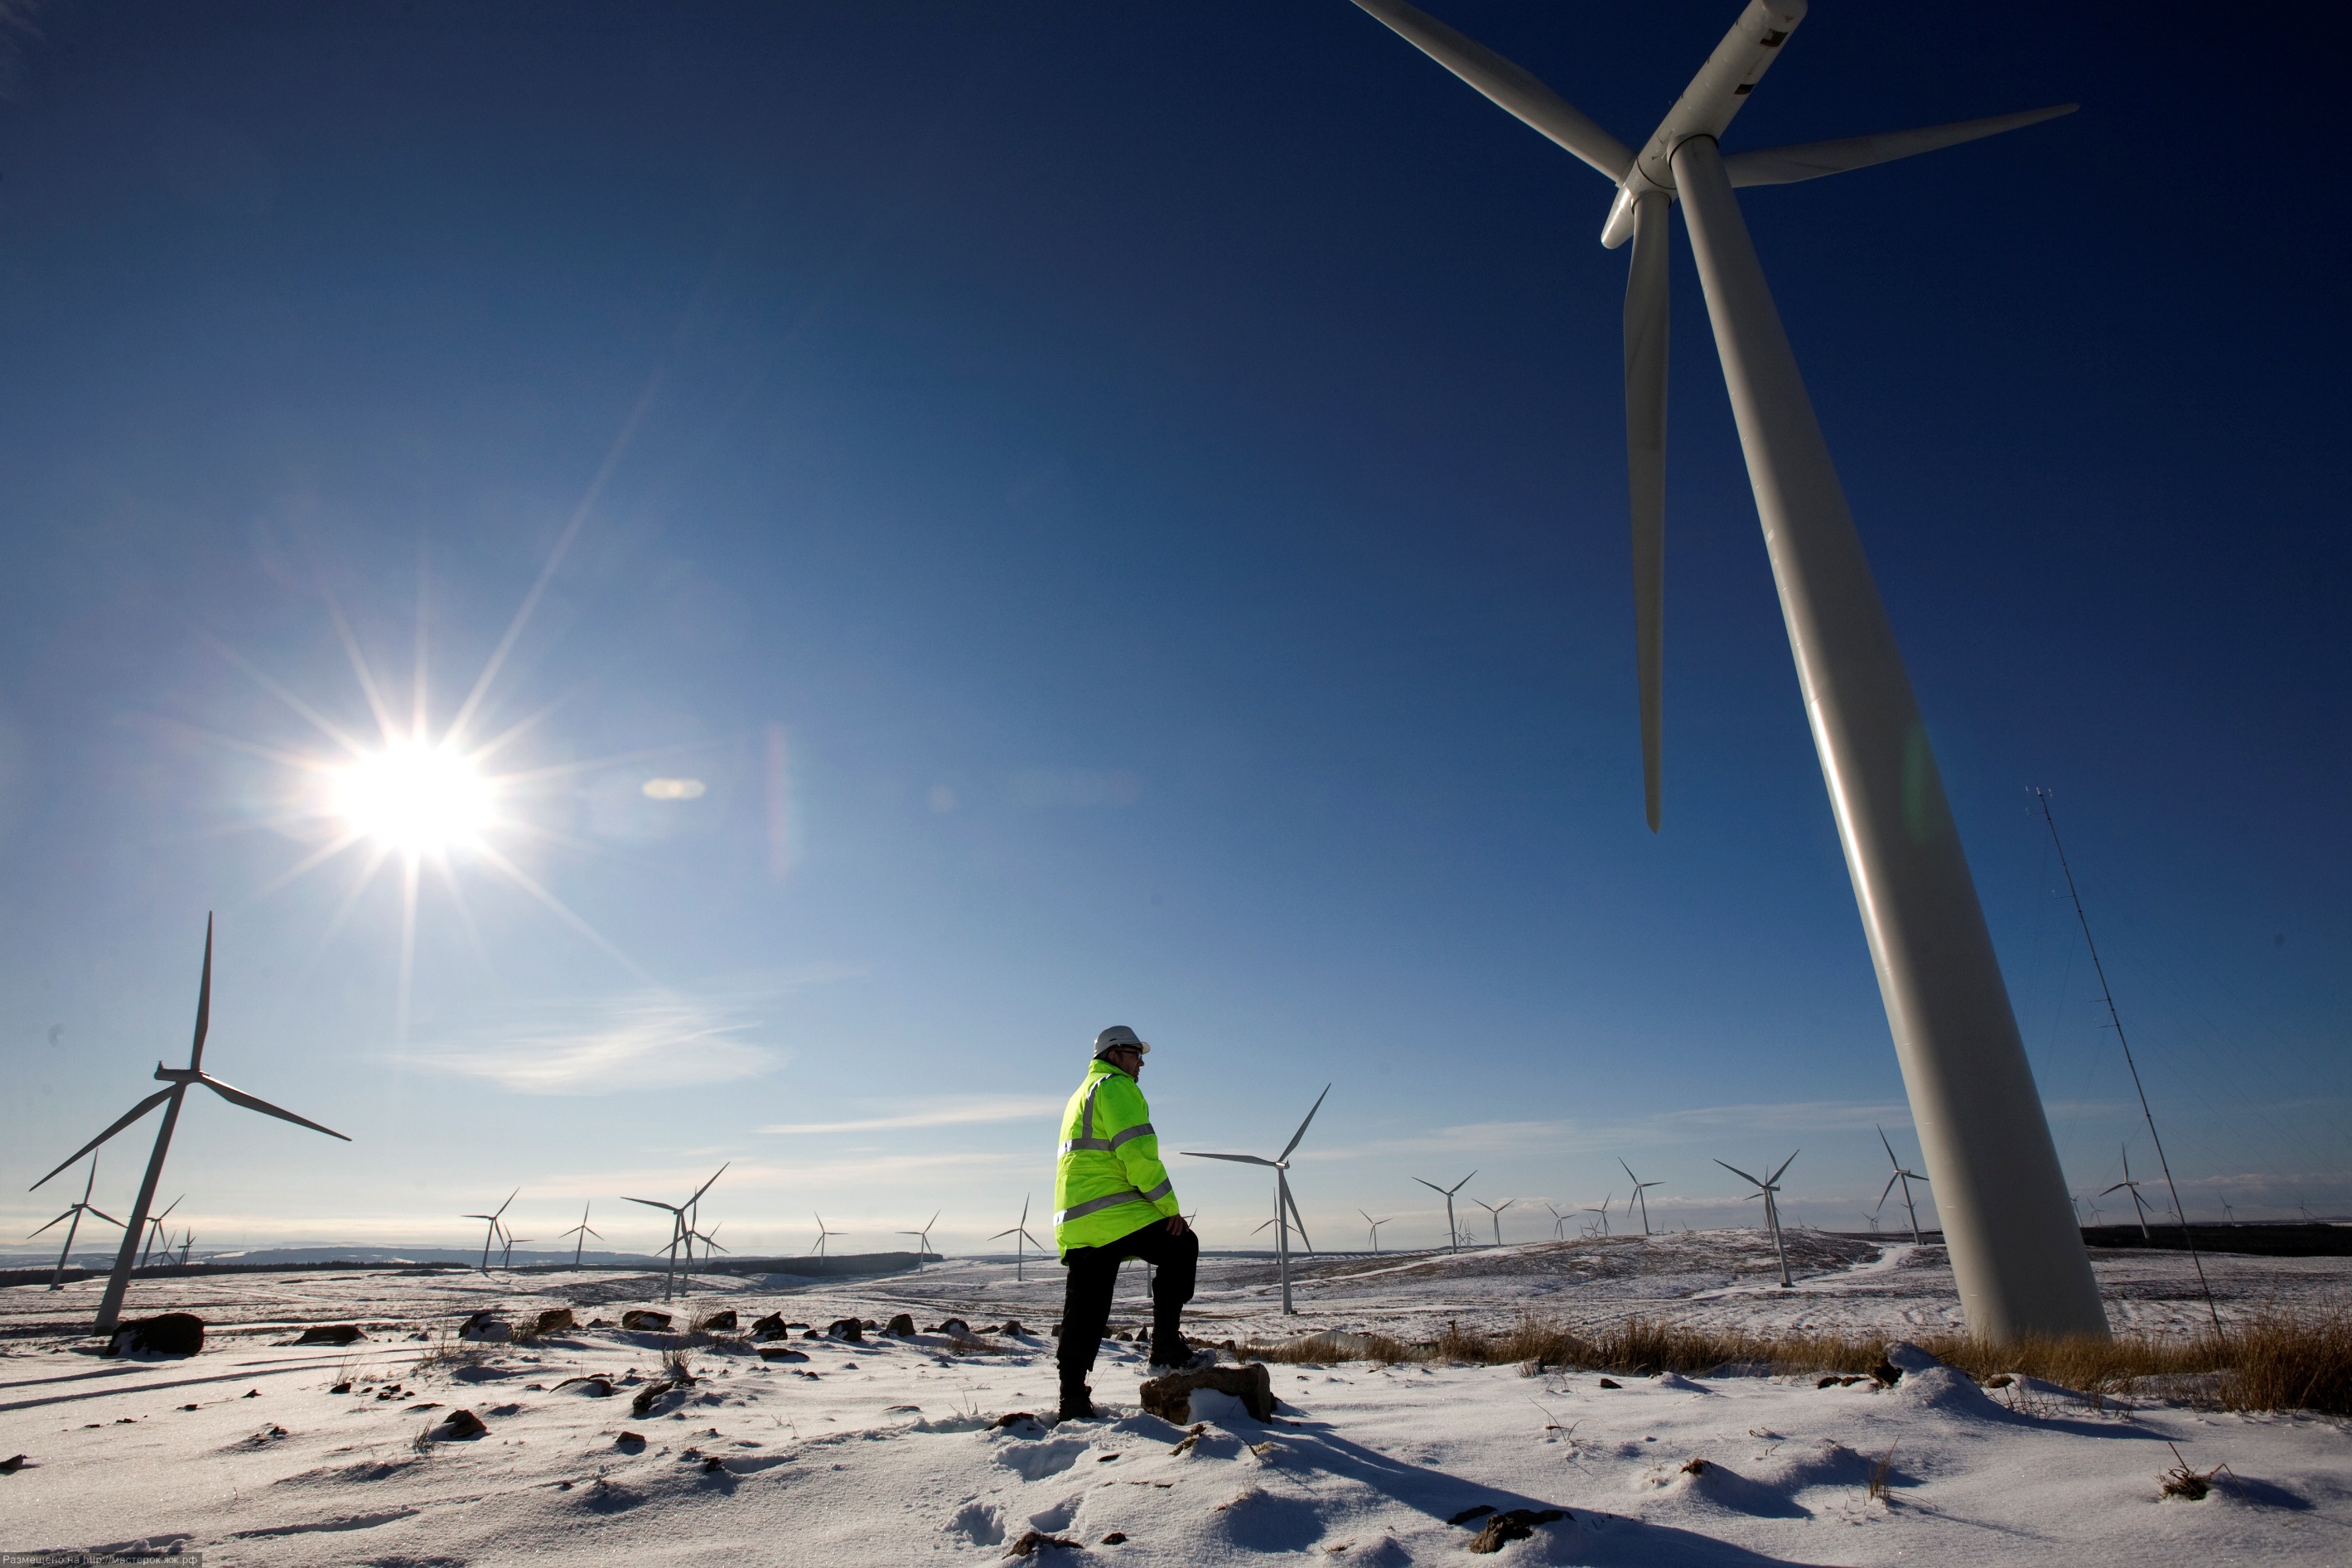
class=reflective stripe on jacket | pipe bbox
[1053,1059,1179,1256]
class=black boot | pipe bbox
[1056,1374,1095,1421]
[1147,1329,1191,1369]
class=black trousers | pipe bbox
[1056,1219,1199,1382]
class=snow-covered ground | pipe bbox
[4,1232,2346,1564]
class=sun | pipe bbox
[333,741,494,854]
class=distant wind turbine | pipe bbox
[1360,1210,1393,1254]
[2101,1145,2155,1241]
[1471,1196,1514,1247]
[1618,1160,1662,1236]
[1413,1170,1475,1255]
[138,1196,183,1270]
[28,915,350,1332]
[1185,1085,1331,1315]
[1876,1126,1930,1245]
[809,1213,845,1259]
[1347,0,2103,1341]
[1716,1151,1799,1288]
[898,1210,940,1270]
[461,1189,518,1275]
[992,1196,1043,1281]
[1543,1201,1569,1241]
[176,1232,194,1266]
[28,1156,124,1291]
[500,1234,531,1270]
[621,1162,727,1301]
[558,1201,601,1268]
[1582,1194,1613,1238]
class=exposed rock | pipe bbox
[1466,1508,1568,1553]
[295,1324,363,1345]
[935,1317,972,1339]
[886,1314,916,1337]
[528,1307,576,1336]
[693,1310,737,1332]
[458,1310,511,1342]
[1138,1363,1274,1424]
[621,1309,673,1332]
[1004,1528,1084,1557]
[437,1408,489,1440]
[0,1455,27,1474]
[553,1376,615,1397]
[828,1317,865,1343]
[750,1312,789,1340]
[630,1377,687,1418]
[988,1411,1041,1430]
[1596,1377,1622,1389]
[616,1430,645,1448]
[107,1313,205,1358]
[1001,1320,1025,1337]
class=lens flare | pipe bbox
[335,743,492,852]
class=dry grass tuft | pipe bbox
[1229,1308,2352,1416]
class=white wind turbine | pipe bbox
[809,1213,845,1259]
[1582,1194,1613,1238]
[558,1201,601,1268]
[1543,1201,1569,1241]
[1717,1151,1799,1288]
[461,1189,517,1275]
[1876,1126,1931,1245]
[499,1233,531,1270]
[1471,1196,1514,1247]
[992,1196,1043,1282]
[621,1162,727,1301]
[2102,1145,2156,1241]
[29,916,351,1332]
[1619,1160,1663,1236]
[137,1196,184,1270]
[1413,1170,1475,1255]
[898,1211,940,1270]
[28,1157,123,1291]
[1360,1209,1394,1254]
[1184,1084,1331,1315]
[1348,0,2103,1340]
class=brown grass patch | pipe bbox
[1230,1308,2352,1416]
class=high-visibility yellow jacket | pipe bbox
[1053,1059,1179,1256]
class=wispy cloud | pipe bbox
[400,991,780,1095]
[760,1097,1062,1136]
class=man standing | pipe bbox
[1053,1024,1198,1421]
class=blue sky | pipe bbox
[2,2,2345,1259]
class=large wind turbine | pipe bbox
[558,1200,601,1268]
[28,1157,123,1291]
[992,1196,1043,1282]
[1471,1196,1514,1247]
[1619,1160,1662,1237]
[898,1210,940,1271]
[1876,1126,1931,1245]
[1184,1084,1331,1315]
[29,916,351,1332]
[1347,0,2104,1340]
[621,1162,727,1300]
[1414,1170,1475,1255]
[462,1189,517,1275]
[137,1196,184,1271]
[1717,1151,1799,1288]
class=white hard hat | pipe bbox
[1094,1025,1151,1058]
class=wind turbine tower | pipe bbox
[1619,1160,1663,1236]
[1717,1151,1799,1288]
[137,1197,184,1271]
[992,1196,1043,1282]
[1413,1171,1475,1255]
[1471,1196,1514,1247]
[898,1211,940,1270]
[1582,1194,1613,1238]
[1360,1210,1393,1254]
[809,1214,845,1259]
[621,1163,727,1301]
[1346,0,2106,1341]
[462,1190,517,1275]
[28,916,350,1332]
[1876,1126,1931,1245]
[2102,1146,2156,1241]
[558,1201,601,1268]
[1184,1085,1330,1315]
[28,1157,123,1291]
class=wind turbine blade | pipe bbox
[1349,0,1632,180]
[1724,104,2078,188]
[1282,1172,1314,1254]
[621,1196,682,1213]
[1713,1159,1764,1187]
[495,1189,517,1219]
[1185,1152,1277,1166]
[1878,1124,1900,1165]
[1879,1172,1902,1207]
[1617,1158,1640,1186]
[1413,1178,1449,1195]
[2098,1181,2130,1197]
[690,1162,729,1204]
[190,914,213,1070]
[31,1088,177,1189]
[84,1206,126,1228]
[1625,186,1669,832]
[1767,1150,1800,1185]
[197,1076,351,1141]
[1279,1084,1332,1162]
[27,1212,70,1238]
